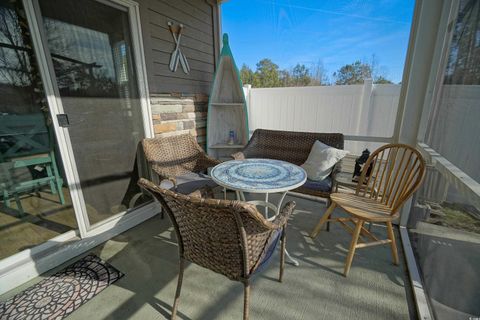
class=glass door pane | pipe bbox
[38,0,149,226]
[0,0,77,259]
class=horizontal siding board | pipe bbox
[140,0,216,94]
[160,0,211,26]
[183,0,212,16]
[148,10,213,45]
[149,0,213,37]
[151,38,214,64]
[151,76,211,93]
[154,75,211,86]
[153,62,214,82]
[149,23,214,55]
[152,52,214,73]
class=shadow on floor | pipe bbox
[2,193,416,320]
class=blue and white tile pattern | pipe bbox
[211,159,306,192]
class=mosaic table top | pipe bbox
[211,158,307,193]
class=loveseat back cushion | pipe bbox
[301,140,349,181]
[244,129,344,165]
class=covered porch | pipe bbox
[1,193,415,319]
[0,0,478,319]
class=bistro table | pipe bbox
[210,158,307,266]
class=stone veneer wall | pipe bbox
[150,94,208,147]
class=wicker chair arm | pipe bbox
[200,154,221,168]
[155,175,177,188]
[270,201,296,228]
[231,151,246,160]
[163,177,177,188]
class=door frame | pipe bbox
[29,0,155,235]
[0,0,157,295]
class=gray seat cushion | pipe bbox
[160,172,218,195]
[253,228,282,275]
[301,176,332,192]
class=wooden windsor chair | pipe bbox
[310,143,426,276]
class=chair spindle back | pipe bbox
[355,144,426,214]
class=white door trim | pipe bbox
[119,0,154,138]
[25,0,91,236]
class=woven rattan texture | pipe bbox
[138,178,295,281]
[239,129,344,165]
[233,129,344,199]
[142,134,220,181]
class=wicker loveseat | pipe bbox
[232,129,344,203]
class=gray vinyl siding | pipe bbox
[138,0,218,95]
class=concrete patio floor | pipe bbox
[1,194,416,319]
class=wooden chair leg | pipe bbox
[326,199,331,232]
[46,164,58,195]
[386,221,399,265]
[243,281,250,320]
[310,203,336,238]
[3,190,11,208]
[344,220,364,277]
[171,258,185,320]
[14,193,24,215]
[279,227,286,282]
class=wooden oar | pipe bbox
[168,22,183,72]
[179,49,190,73]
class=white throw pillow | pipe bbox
[301,141,349,181]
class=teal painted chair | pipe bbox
[0,113,65,214]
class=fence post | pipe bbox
[243,84,252,135]
[356,79,373,136]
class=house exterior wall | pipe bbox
[137,0,220,145]
[150,93,208,144]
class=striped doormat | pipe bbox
[0,254,124,320]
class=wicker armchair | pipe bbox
[142,134,220,195]
[232,129,344,202]
[138,178,296,320]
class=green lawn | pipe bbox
[429,202,480,234]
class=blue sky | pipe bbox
[221,0,415,83]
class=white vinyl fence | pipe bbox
[243,80,401,154]
[243,82,480,206]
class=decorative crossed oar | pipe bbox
[168,22,190,74]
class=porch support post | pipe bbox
[356,78,373,136]
[394,0,445,146]
[393,0,446,225]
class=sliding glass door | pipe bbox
[36,0,149,226]
[0,0,77,260]
[0,0,151,267]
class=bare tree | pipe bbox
[0,6,32,87]
[309,59,329,85]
